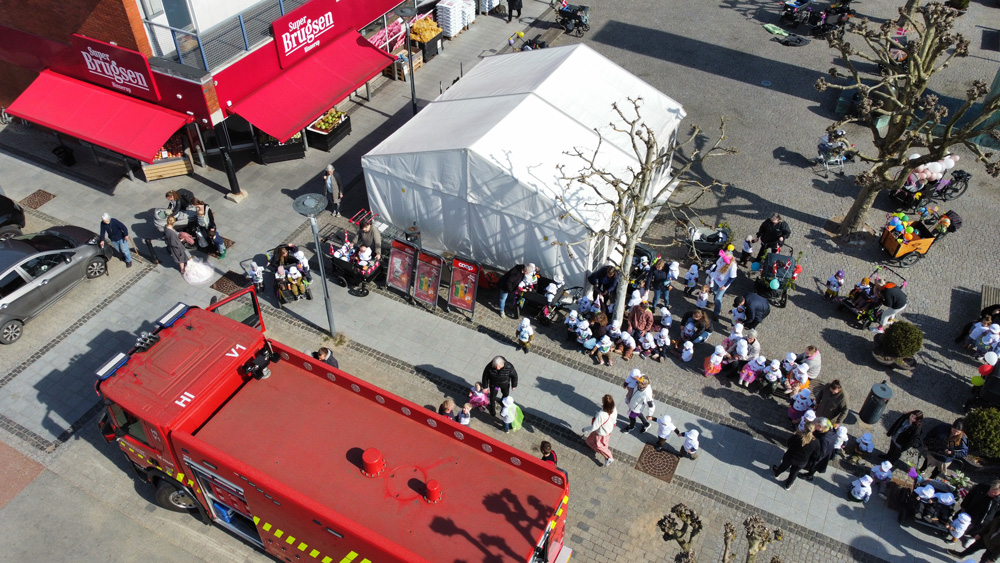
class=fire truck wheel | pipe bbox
[155,481,198,512]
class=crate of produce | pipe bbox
[384,49,423,81]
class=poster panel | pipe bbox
[386,239,417,295]
[413,250,444,309]
[447,256,480,315]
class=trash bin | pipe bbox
[405,223,421,247]
[52,145,75,166]
[859,381,893,424]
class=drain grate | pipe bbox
[211,271,248,295]
[634,443,680,483]
[19,190,56,210]
[222,237,235,249]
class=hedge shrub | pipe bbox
[966,407,1000,459]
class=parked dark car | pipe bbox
[0,194,27,240]
[0,226,111,344]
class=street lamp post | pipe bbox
[292,194,336,337]
[396,5,418,116]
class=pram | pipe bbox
[556,4,590,37]
[686,224,732,267]
[266,244,313,307]
[752,244,800,308]
[321,229,383,297]
[627,242,660,290]
[515,275,583,326]
[897,478,957,536]
[834,265,906,329]
[815,130,855,175]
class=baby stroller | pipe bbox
[898,478,956,535]
[556,4,590,37]
[265,244,313,307]
[779,0,814,28]
[753,245,799,308]
[834,266,906,329]
[686,224,732,267]
[627,242,660,290]
[516,275,563,325]
[321,229,383,297]
[816,130,855,175]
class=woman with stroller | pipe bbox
[753,213,791,262]
[355,219,382,262]
[873,282,908,333]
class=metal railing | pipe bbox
[143,0,309,72]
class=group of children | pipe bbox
[274,249,312,300]
[963,314,1000,362]
[561,305,675,366]
[440,381,524,433]
[331,239,378,274]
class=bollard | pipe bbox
[859,380,893,425]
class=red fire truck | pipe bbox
[94,289,571,563]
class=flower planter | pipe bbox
[305,115,352,152]
[872,333,917,371]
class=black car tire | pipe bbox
[86,257,107,279]
[154,481,197,512]
[0,319,23,345]
[0,225,21,241]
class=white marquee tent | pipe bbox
[362,44,686,283]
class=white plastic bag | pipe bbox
[183,256,214,285]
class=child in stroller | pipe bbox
[354,246,378,276]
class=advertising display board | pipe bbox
[413,250,444,309]
[272,0,400,68]
[386,239,417,295]
[447,256,480,315]
[57,35,161,102]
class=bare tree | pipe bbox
[658,503,704,559]
[815,2,1000,237]
[722,521,737,563]
[743,515,783,563]
[557,98,735,323]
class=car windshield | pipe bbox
[14,233,74,252]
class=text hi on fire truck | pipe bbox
[94,288,571,563]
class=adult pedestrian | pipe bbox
[323,164,343,216]
[952,480,1000,554]
[355,219,382,261]
[165,190,192,216]
[506,0,522,23]
[795,346,822,380]
[801,418,838,481]
[813,380,848,426]
[880,409,924,463]
[873,282,908,333]
[707,248,739,316]
[313,346,339,369]
[163,216,188,274]
[625,303,655,340]
[771,421,820,490]
[98,213,132,268]
[587,265,619,304]
[753,212,792,261]
[583,394,618,467]
[482,356,518,418]
[679,309,712,344]
[742,292,771,330]
[621,376,655,434]
[949,513,1000,561]
[922,418,969,479]
[647,260,672,308]
[497,263,528,318]
[192,199,226,258]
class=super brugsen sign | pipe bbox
[64,35,160,102]
[273,4,338,68]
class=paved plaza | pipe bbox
[1,0,999,561]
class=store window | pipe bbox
[139,0,165,19]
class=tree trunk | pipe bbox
[612,239,637,325]
[837,183,880,236]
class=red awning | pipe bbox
[6,70,192,163]
[230,31,395,143]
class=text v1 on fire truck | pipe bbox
[94,288,571,563]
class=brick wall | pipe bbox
[0,0,146,53]
[0,61,38,107]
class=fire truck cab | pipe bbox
[94,289,571,563]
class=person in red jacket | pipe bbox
[625,303,655,341]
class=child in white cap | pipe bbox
[758,359,783,396]
[788,388,815,423]
[292,250,312,281]
[850,475,874,503]
[975,325,1000,360]
[871,460,894,499]
[651,415,677,452]
[653,328,671,363]
[575,320,593,351]
[658,307,673,330]
[680,340,695,362]
[500,396,518,433]
[850,432,875,463]
[544,275,564,305]
[607,319,623,343]
[833,426,850,457]
[739,235,755,267]
[623,368,642,404]
[515,318,534,353]
[738,355,768,387]
[934,491,957,522]
[677,428,700,460]
[564,310,580,341]
[616,331,637,361]
[518,263,538,293]
[797,409,817,432]
[704,345,726,377]
[913,484,937,521]
[639,332,658,359]
[695,284,711,310]
[965,315,993,350]
[592,335,614,367]
[948,512,972,543]
[781,352,799,377]
[683,264,699,295]
[730,300,747,325]
[722,323,744,350]
[783,364,810,396]
[576,296,593,320]
[355,246,373,269]
[287,266,306,299]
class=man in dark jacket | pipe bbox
[482,356,518,417]
[875,282,908,333]
[587,265,619,302]
[497,264,528,318]
[99,213,132,268]
[955,480,1000,548]
[742,292,771,329]
[813,380,849,426]
[753,213,792,261]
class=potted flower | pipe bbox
[873,321,923,371]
